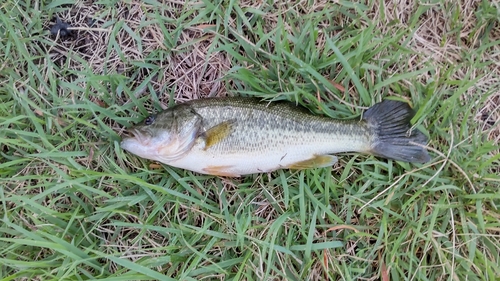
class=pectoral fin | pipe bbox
[203,120,235,150]
[286,155,338,170]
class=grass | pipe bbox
[1,0,499,280]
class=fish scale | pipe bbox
[121,97,430,176]
[192,100,366,151]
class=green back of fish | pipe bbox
[181,97,369,154]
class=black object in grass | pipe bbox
[50,17,72,37]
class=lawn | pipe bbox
[1,0,499,280]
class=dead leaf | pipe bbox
[34,109,44,116]
[88,146,94,166]
[329,80,345,92]
[93,98,108,108]
[194,24,216,30]
[381,262,389,281]
[324,225,360,234]
[55,117,67,126]
[149,163,162,169]
[323,248,329,280]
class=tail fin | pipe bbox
[363,100,430,163]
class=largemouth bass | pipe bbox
[121,97,430,176]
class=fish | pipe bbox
[120,97,430,177]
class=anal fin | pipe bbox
[286,155,338,170]
[202,165,240,177]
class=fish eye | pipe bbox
[144,115,155,125]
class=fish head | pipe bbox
[121,105,202,162]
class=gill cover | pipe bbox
[155,104,202,161]
[121,104,203,163]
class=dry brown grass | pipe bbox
[369,0,500,155]
[45,1,230,108]
[2,0,496,280]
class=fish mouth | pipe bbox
[122,128,150,145]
